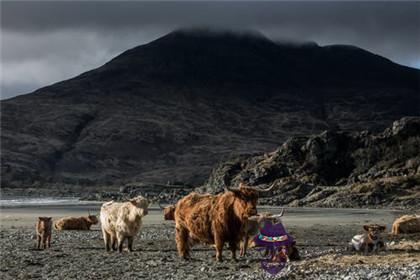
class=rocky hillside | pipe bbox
[200,117,420,208]
[1,29,419,188]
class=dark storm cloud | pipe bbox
[1,1,419,99]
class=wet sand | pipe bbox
[0,203,419,279]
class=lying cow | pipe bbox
[100,196,150,252]
[54,214,99,230]
[36,217,52,249]
[242,210,300,261]
[174,182,275,261]
[349,224,386,254]
[391,214,420,235]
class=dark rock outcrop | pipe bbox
[200,117,420,208]
[1,29,419,188]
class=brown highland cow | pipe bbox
[36,217,52,249]
[54,214,99,231]
[174,182,275,261]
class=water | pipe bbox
[0,196,97,207]
[0,197,404,228]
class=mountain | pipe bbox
[199,117,420,208]
[1,29,419,188]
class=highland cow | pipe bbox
[174,182,275,261]
[242,209,300,260]
[54,214,99,231]
[36,217,52,249]
[391,214,420,234]
[100,196,150,252]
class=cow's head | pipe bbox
[225,182,276,219]
[160,204,176,220]
[38,217,52,228]
[248,209,285,225]
[130,196,150,216]
[86,213,99,225]
[363,224,386,240]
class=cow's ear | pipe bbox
[363,225,370,231]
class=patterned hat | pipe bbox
[254,220,293,247]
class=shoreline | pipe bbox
[0,201,419,279]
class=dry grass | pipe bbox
[299,240,420,268]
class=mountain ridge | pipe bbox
[1,29,419,188]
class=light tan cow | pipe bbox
[100,196,150,252]
[391,214,420,235]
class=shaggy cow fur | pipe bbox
[36,217,52,249]
[100,196,150,252]
[391,214,420,234]
[174,183,261,261]
[54,215,99,230]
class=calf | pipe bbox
[349,224,386,254]
[36,217,52,249]
[100,196,150,252]
[54,214,99,230]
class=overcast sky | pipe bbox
[1,1,419,100]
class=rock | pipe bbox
[203,117,420,208]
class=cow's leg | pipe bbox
[102,229,111,251]
[214,234,224,262]
[43,235,48,249]
[111,233,117,251]
[47,234,51,248]
[240,235,248,257]
[229,240,238,261]
[175,226,190,260]
[37,235,41,249]
[127,236,134,252]
[117,232,125,253]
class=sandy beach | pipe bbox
[0,199,419,279]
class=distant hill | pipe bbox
[1,29,419,188]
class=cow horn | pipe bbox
[247,215,261,221]
[270,208,285,218]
